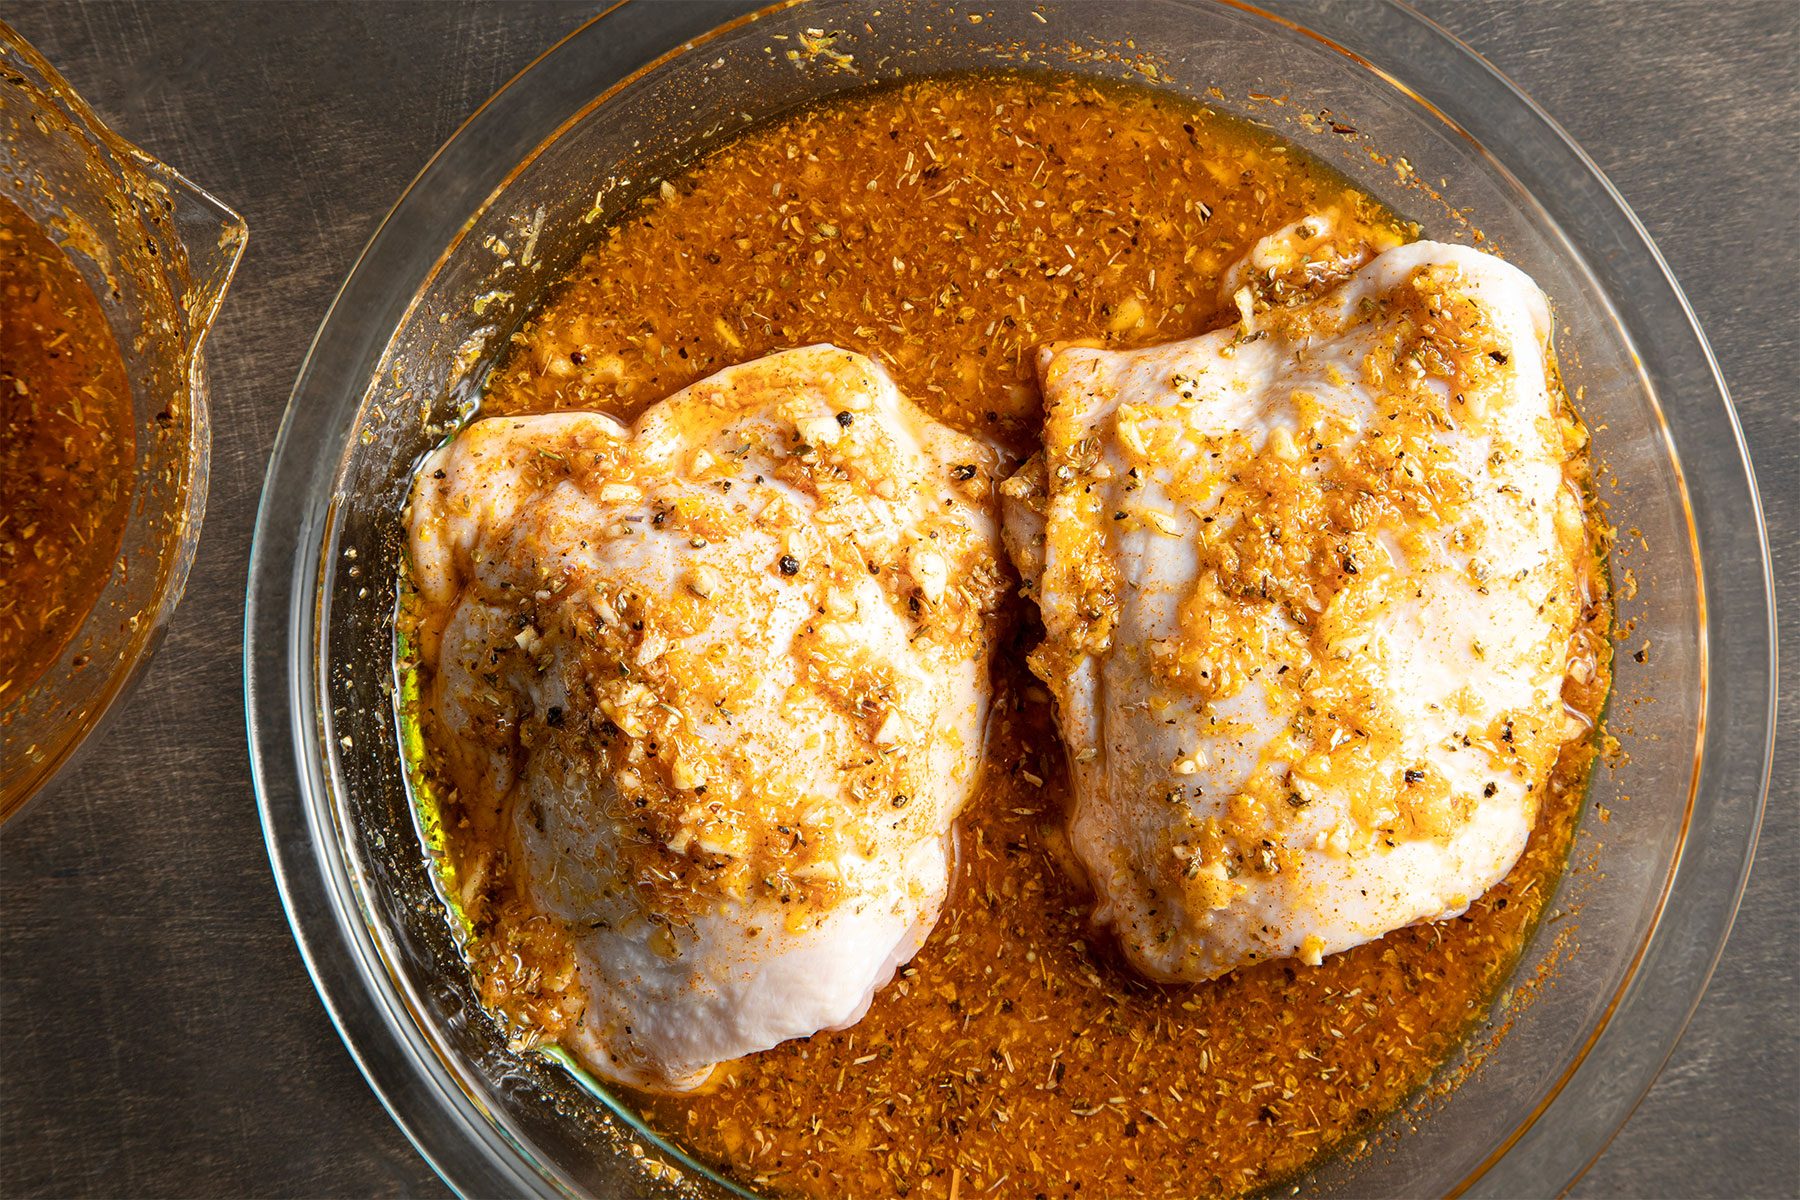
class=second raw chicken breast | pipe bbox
[1002,239,1591,982]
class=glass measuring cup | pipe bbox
[1,21,247,819]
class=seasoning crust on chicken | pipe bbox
[1002,237,1592,982]
[407,345,1005,1090]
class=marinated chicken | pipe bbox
[1002,237,1590,982]
[407,345,1005,1090]
[399,73,1613,1199]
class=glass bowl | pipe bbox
[244,2,1776,1196]
[1,21,247,819]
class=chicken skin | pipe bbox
[408,345,1005,1090]
[1002,238,1590,982]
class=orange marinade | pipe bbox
[419,74,1610,1198]
[0,195,133,695]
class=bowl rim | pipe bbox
[243,2,1777,1197]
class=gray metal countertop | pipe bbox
[2,3,1793,1197]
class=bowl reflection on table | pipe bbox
[244,2,1773,1197]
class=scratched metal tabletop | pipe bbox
[1,3,1792,1197]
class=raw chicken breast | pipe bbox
[408,345,1004,1089]
[1002,239,1590,982]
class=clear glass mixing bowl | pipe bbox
[1,21,247,820]
[245,2,1775,1196]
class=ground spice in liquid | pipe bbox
[415,74,1610,1199]
[0,195,133,696]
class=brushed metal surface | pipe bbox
[1,3,1791,1196]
